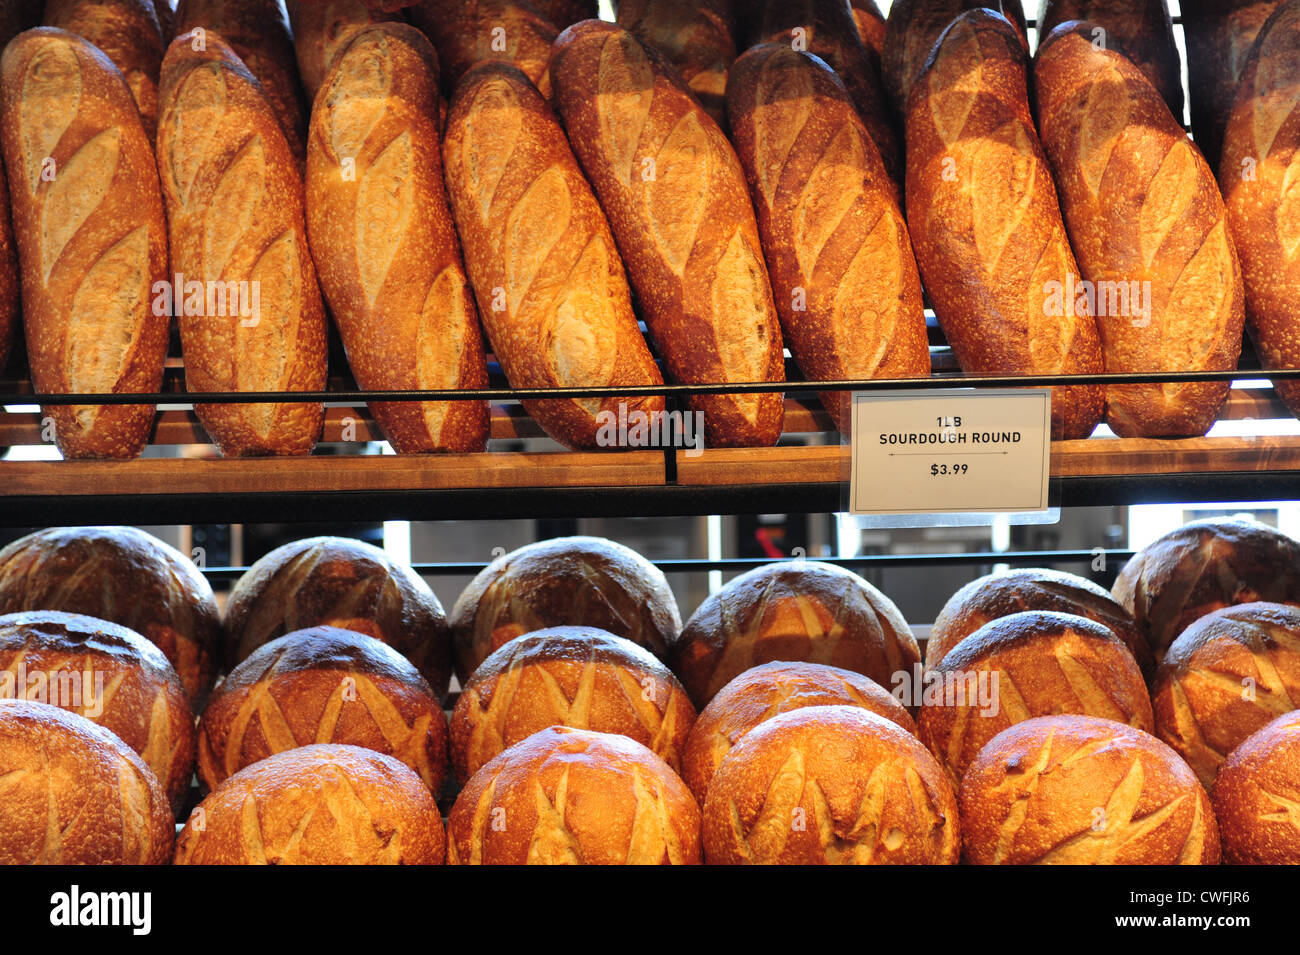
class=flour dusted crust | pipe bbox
[0,699,173,864]
[0,27,169,459]
[905,9,1104,440]
[447,725,702,864]
[307,23,489,453]
[728,44,928,435]
[701,705,959,864]
[1035,21,1246,437]
[552,20,786,448]
[961,715,1220,864]
[157,30,326,456]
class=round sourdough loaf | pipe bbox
[669,561,919,708]
[0,610,195,816]
[917,610,1154,784]
[1114,518,1300,660]
[928,568,1152,680]
[447,726,702,864]
[223,536,451,700]
[448,537,681,683]
[702,705,959,864]
[960,715,1220,864]
[0,526,222,706]
[0,699,173,864]
[176,743,445,864]
[681,660,916,804]
[198,625,449,794]
[450,626,695,782]
[1152,602,1300,787]
[1211,710,1300,864]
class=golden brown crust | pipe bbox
[960,714,1220,864]
[306,23,490,453]
[1035,21,1246,438]
[702,705,959,864]
[905,9,1104,440]
[0,610,195,817]
[1152,602,1300,788]
[917,610,1154,784]
[223,536,452,700]
[1038,0,1184,120]
[0,155,17,373]
[1211,709,1300,864]
[851,0,886,67]
[441,62,667,451]
[447,725,702,864]
[669,560,920,709]
[0,526,222,707]
[1219,1,1300,421]
[0,699,174,863]
[0,27,169,459]
[176,743,446,864]
[173,0,308,159]
[1112,518,1300,661]
[727,44,929,435]
[449,536,681,683]
[451,626,696,782]
[681,660,916,805]
[287,0,400,100]
[198,625,449,795]
[927,567,1153,681]
[551,20,787,449]
[157,31,327,457]
[411,0,558,99]
[615,0,735,125]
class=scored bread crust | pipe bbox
[905,8,1105,441]
[447,725,702,864]
[448,536,681,683]
[1211,709,1300,864]
[411,0,559,99]
[157,30,327,457]
[0,699,174,864]
[0,610,196,817]
[960,714,1220,865]
[43,0,165,141]
[198,625,449,794]
[917,610,1154,784]
[173,0,308,159]
[287,0,400,100]
[307,23,490,454]
[1035,21,1245,438]
[1152,602,1300,788]
[0,526,223,706]
[0,27,169,460]
[681,660,917,805]
[442,61,667,451]
[727,44,929,435]
[551,19,787,449]
[614,0,735,126]
[176,743,446,864]
[668,560,920,709]
[450,626,697,782]
[1112,517,1300,661]
[701,705,960,864]
[1219,1,1300,421]
[926,567,1153,681]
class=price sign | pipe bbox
[848,389,1051,515]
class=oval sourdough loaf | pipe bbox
[441,62,666,451]
[286,0,400,100]
[552,20,787,448]
[307,23,489,453]
[1211,710,1300,864]
[0,27,169,460]
[157,30,327,457]
[614,0,736,126]
[43,0,165,140]
[905,10,1104,440]
[727,45,929,435]
[411,0,558,99]
[1035,20,1246,438]
[1220,0,1300,422]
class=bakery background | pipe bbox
[0,0,1297,866]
